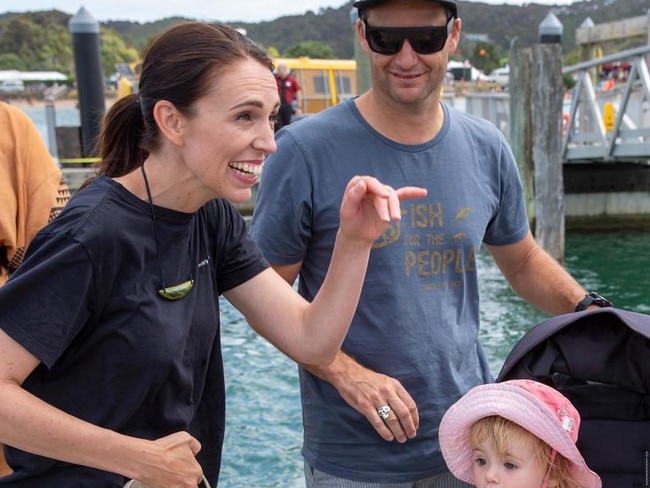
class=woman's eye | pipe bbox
[237,113,251,121]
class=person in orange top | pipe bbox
[0,101,70,476]
[0,101,70,288]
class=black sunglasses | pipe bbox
[362,16,453,56]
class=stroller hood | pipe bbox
[496,307,650,488]
[497,307,650,394]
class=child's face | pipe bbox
[471,435,548,488]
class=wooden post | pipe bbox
[509,46,534,228]
[533,13,565,262]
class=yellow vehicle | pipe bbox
[274,57,357,114]
[115,57,358,115]
[114,62,141,99]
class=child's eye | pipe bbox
[504,462,518,470]
[474,457,487,467]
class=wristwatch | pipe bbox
[575,292,612,312]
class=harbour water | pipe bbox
[20,103,650,487]
[20,103,80,145]
[219,231,649,488]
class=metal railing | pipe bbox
[462,45,650,165]
[464,92,510,140]
[562,44,650,163]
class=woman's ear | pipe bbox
[153,100,185,146]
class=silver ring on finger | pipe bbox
[377,405,391,420]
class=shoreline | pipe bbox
[7,96,117,111]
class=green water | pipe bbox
[219,230,649,487]
[478,230,649,375]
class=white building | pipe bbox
[0,70,68,82]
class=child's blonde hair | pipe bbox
[470,416,584,488]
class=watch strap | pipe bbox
[575,292,613,312]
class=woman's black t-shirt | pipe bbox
[0,176,268,486]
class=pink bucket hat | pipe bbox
[439,379,601,488]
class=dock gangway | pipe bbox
[463,45,650,166]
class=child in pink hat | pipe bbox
[439,379,601,488]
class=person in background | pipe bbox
[274,63,302,131]
[250,0,611,486]
[0,101,70,287]
[439,379,601,488]
[0,101,70,477]
[0,21,425,487]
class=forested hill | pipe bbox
[2,0,650,78]
[105,0,650,56]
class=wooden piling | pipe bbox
[510,13,566,262]
[532,43,565,262]
[509,47,534,229]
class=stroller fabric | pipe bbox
[496,307,650,488]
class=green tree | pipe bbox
[563,49,581,68]
[0,12,143,83]
[0,53,26,70]
[100,28,140,79]
[0,13,74,75]
[469,42,500,75]
[285,41,334,59]
[266,46,280,58]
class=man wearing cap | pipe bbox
[251,0,605,486]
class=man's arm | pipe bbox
[270,262,301,287]
[485,231,589,315]
[270,262,418,444]
[302,351,418,443]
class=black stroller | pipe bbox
[496,307,650,488]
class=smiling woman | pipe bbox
[0,20,426,488]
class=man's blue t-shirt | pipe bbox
[250,99,529,482]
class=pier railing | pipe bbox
[464,45,650,165]
[562,44,650,163]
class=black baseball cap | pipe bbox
[353,0,458,19]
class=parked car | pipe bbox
[0,79,25,93]
[488,66,510,88]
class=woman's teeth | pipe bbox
[230,162,263,176]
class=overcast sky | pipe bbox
[8,0,570,23]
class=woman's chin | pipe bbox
[227,189,253,204]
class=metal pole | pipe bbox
[44,95,59,165]
[69,7,105,158]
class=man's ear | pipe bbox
[356,18,372,55]
[153,100,185,146]
[447,18,462,52]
